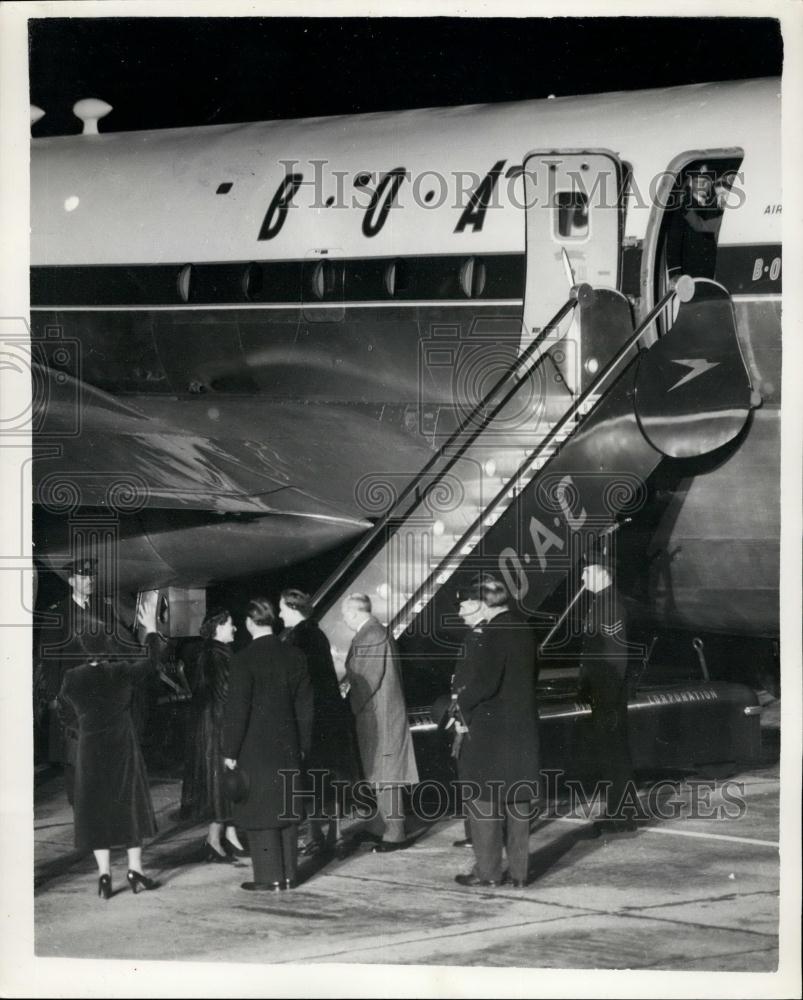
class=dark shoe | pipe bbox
[452,838,474,848]
[127,869,160,894]
[204,841,232,863]
[501,872,528,888]
[455,873,499,888]
[299,838,328,857]
[352,830,383,846]
[241,881,282,892]
[371,838,415,854]
[98,874,112,900]
[224,838,249,858]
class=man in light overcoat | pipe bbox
[342,593,418,851]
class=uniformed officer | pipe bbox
[448,579,489,850]
[579,561,637,834]
[35,558,103,800]
[452,575,540,888]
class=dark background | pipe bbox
[29,16,783,137]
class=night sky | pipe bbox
[28,16,783,137]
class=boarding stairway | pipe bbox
[311,273,754,672]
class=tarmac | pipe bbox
[31,704,784,974]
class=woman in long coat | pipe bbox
[279,588,359,853]
[222,597,313,891]
[180,608,246,861]
[57,594,163,899]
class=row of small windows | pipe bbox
[31,253,542,308]
[175,256,492,304]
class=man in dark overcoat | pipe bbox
[447,580,490,849]
[453,576,540,888]
[223,597,313,891]
[578,562,637,834]
[279,587,360,854]
[341,593,419,851]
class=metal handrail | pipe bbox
[387,277,692,635]
[310,289,583,615]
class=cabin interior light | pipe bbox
[64,196,80,212]
[585,357,600,375]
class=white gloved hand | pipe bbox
[136,589,159,634]
[582,564,613,594]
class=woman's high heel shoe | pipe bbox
[223,838,248,858]
[204,840,231,863]
[98,874,112,900]
[126,869,160,894]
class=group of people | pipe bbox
[37,553,636,898]
[177,589,420,891]
[37,567,422,896]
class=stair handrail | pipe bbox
[387,275,695,635]
[310,288,584,614]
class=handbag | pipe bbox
[223,764,250,804]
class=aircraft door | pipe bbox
[639,149,743,343]
[521,151,624,390]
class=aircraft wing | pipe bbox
[33,365,372,526]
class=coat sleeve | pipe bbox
[37,601,70,703]
[191,647,211,701]
[458,629,507,714]
[56,671,78,737]
[114,631,165,682]
[290,649,314,759]
[221,655,253,759]
[595,590,629,660]
[452,631,483,696]
[210,647,231,706]
[347,638,388,715]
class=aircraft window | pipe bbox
[177,263,192,303]
[384,259,410,297]
[242,262,264,301]
[309,258,341,300]
[459,257,487,298]
[555,191,589,240]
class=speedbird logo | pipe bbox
[668,358,720,393]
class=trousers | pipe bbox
[365,785,407,843]
[588,675,634,820]
[248,825,298,885]
[468,797,534,884]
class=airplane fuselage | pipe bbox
[30,79,781,638]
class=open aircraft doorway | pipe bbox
[640,148,744,340]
